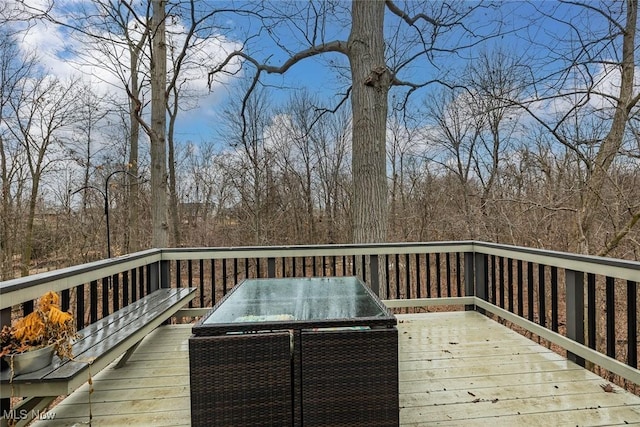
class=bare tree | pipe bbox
[7,75,80,275]
[0,32,37,279]
[148,0,168,248]
[387,107,423,240]
[209,0,499,243]
[220,81,273,244]
[313,107,352,244]
[423,87,482,236]
[466,50,524,219]
[29,0,230,249]
[514,0,639,254]
[164,1,241,246]
[270,90,322,242]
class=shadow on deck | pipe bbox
[32,311,640,427]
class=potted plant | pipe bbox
[0,291,77,375]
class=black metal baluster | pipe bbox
[507,259,514,313]
[551,266,558,332]
[395,254,400,299]
[188,261,194,308]
[499,257,505,309]
[490,255,497,304]
[446,253,452,297]
[435,253,442,298]
[122,270,129,307]
[416,253,422,299]
[606,276,615,358]
[102,276,109,318]
[362,255,367,283]
[145,264,151,295]
[587,273,596,349]
[90,280,98,324]
[131,269,138,302]
[199,259,205,308]
[112,274,119,312]
[456,252,462,297]
[627,280,637,368]
[233,258,239,286]
[385,254,391,298]
[425,253,431,299]
[211,259,217,304]
[223,258,228,295]
[405,253,411,299]
[538,265,546,327]
[76,284,85,329]
[517,259,523,317]
[61,289,70,312]
[22,301,33,317]
[176,260,181,290]
[527,262,534,321]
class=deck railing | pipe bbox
[1,241,639,387]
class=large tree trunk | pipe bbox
[168,86,181,247]
[0,136,13,279]
[150,0,168,248]
[126,42,142,253]
[348,0,389,243]
[577,0,637,254]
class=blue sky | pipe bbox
[6,1,625,148]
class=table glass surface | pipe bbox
[202,277,388,324]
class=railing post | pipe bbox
[474,252,487,314]
[161,260,170,288]
[267,257,276,278]
[370,254,380,297]
[149,259,170,291]
[565,269,585,367]
[464,252,475,311]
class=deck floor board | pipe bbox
[31,311,640,426]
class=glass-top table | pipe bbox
[189,277,399,427]
[196,276,394,332]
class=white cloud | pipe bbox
[11,0,244,143]
[525,62,640,123]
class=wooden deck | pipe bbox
[32,311,640,426]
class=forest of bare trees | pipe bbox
[0,0,638,280]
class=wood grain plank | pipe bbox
[31,311,640,427]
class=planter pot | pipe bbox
[3,345,55,375]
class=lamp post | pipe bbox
[71,170,139,259]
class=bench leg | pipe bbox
[114,341,141,369]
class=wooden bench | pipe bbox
[1,287,196,425]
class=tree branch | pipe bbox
[385,0,438,26]
[208,39,348,85]
[598,209,640,257]
[209,39,349,146]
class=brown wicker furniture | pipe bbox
[189,277,398,427]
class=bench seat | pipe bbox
[1,287,196,398]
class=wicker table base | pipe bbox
[189,327,398,426]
